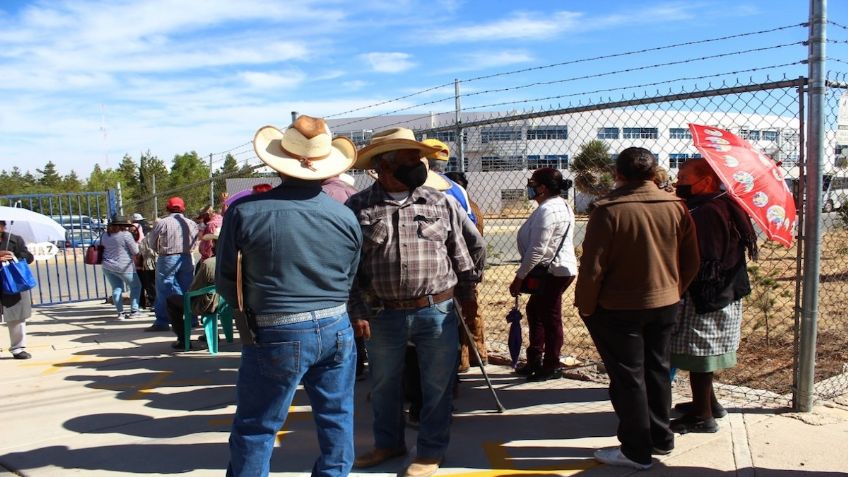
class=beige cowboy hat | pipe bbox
[254,116,356,180]
[353,127,443,170]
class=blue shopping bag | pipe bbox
[1,257,37,295]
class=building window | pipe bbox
[669,128,692,139]
[527,126,568,140]
[762,130,779,141]
[446,156,469,172]
[336,130,372,146]
[740,129,761,141]
[527,155,569,169]
[597,127,620,139]
[668,153,703,169]
[623,127,659,139]
[481,127,522,143]
[481,155,523,171]
[429,131,456,143]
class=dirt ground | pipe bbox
[474,231,848,398]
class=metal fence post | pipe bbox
[152,174,158,219]
[797,0,827,412]
[455,79,465,172]
[209,153,214,208]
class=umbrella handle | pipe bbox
[514,295,519,310]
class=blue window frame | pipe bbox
[597,127,620,139]
[527,126,568,140]
[481,127,522,143]
[623,127,659,139]
[669,128,692,139]
[762,130,779,141]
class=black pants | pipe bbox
[166,294,188,343]
[584,303,679,465]
[138,269,156,308]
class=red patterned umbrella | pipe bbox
[688,123,796,247]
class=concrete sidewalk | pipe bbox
[1,301,846,476]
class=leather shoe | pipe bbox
[404,457,442,477]
[353,447,407,468]
[144,324,170,332]
[12,350,32,360]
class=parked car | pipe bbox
[61,226,98,248]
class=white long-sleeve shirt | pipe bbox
[516,196,577,279]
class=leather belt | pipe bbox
[255,304,348,328]
[381,289,454,310]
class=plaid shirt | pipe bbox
[146,213,198,255]
[346,182,476,322]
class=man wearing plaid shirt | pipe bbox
[346,128,478,477]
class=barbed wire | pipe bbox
[461,62,804,112]
[461,42,804,101]
[323,23,805,120]
[460,23,806,84]
[332,42,804,130]
[828,20,848,31]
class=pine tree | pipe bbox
[571,140,615,197]
[63,170,83,192]
[36,161,62,189]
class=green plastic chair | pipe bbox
[182,285,234,354]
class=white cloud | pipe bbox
[431,11,582,43]
[428,3,701,44]
[361,52,416,74]
[239,71,306,89]
[443,50,534,73]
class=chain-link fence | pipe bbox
[112,74,848,407]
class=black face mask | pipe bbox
[393,162,428,191]
[675,184,693,199]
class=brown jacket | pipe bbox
[575,181,699,316]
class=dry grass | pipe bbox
[474,232,848,396]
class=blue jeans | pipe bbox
[153,254,194,327]
[102,269,141,314]
[227,310,356,477]
[367,299,458,459]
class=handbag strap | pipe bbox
[544,202,573,268]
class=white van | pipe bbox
[784,170,848,212]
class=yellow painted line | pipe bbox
[129,371,173,400]
[41,355,108,375]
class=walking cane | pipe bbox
[453,298,506,413]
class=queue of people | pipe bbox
[64,115,755,475]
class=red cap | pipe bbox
[166,197,185,212]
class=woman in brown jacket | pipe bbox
[576,147,700,470]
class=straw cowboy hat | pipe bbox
[353,128,450,190]
[353,127,443,170]
[253,116,356,180]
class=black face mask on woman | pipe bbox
[393,162,428,191]
[675,184,693,199]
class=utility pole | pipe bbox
[797,0,826,412]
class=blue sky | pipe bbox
[1,0,846,176]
